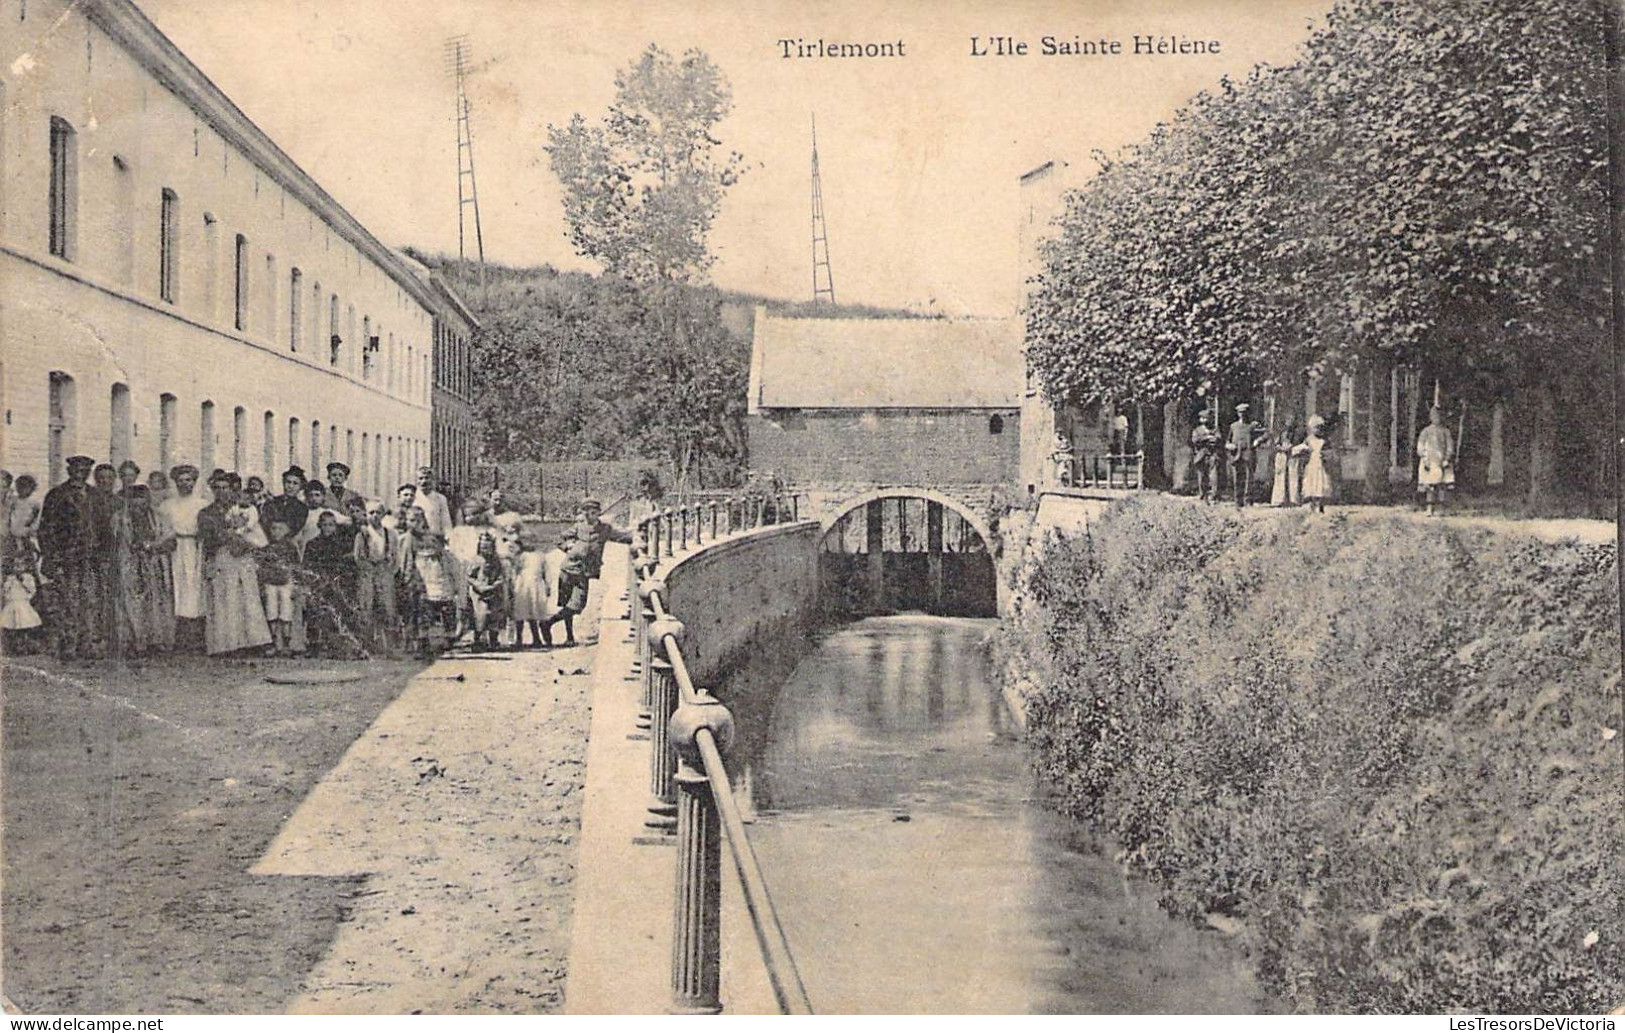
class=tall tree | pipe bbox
[544,45,751,491]
[545,44,748,285]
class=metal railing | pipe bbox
[625,491,813,1014]
[1055,451,1146,490]
[637,492,803,567]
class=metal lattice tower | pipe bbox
[444,36,487,292]
[810,114,835,306]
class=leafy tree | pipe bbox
[1026,0,1610,499]
[545,44,748,284]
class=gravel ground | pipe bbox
[1,627,595,1014]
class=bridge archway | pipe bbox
[818,488,997,617]
[818,487,996,553]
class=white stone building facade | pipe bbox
[0,0,436,498]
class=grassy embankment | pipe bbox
[998,494,1622,1013]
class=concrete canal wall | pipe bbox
[661,521,823,686]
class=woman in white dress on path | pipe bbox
[158,465,211,648]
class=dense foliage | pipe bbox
[999,495,1622,1012]
[1026,0,1609,411]
[428,258,749,488]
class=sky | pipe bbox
[141,0,1334,316]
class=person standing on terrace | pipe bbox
[1416,405,1455,517]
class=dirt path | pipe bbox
[1,652,422,1012]
[2,585,601,1014]
[260,612,598,1014]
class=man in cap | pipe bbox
[571,497,633,583]
[261,466,310,540]
[1226,403,1268,507]
[38,455,105,659]
[325,462,365,513]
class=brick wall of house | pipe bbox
[747,408,1020,486]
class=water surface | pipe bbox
[723,614,1266,1015]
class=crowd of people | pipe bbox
[0,457,635,661]
[1187,403,1457,514]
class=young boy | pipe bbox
[354,500,398,651]
[259,519,301,655]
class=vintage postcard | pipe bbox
[0,0,1619,1021]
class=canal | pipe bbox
[722,614,1267,1014]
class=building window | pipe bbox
[289,268,303,351]
[234,235,249,331]
[288,418,301,472]
[159,393,178,472]
[47,371,77,485]
[48,117,76,260]
[329,294,341,365]
[311,419,322,473]
[159,189,180,303]
[233,406,247,473]
[263,410,276,476]
[202,213,220,321]
[200,400,216,474]
[109,383,131,467]
[362,316,373,379]
[989,414,1005,435]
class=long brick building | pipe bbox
[0,0,439,496]
[745,308,1022,488]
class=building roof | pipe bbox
[748,308,1023,412]
[398,253,482,331]
[87,0,441,316]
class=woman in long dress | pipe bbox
[1269,417,1302,507]
[199,473,272,656]
[1301,415,1334,514]
[116,485,176,655]
[159,465,210,644]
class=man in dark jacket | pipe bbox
[1227,403,1268,507]
[571,497,633,581]
[39,455,103,659]
[261,466,310,539]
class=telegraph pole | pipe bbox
[444,35,488,295]
[811,114,835,306]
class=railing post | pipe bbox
[791,493,800,521]
[637,578,666,717]
[710,500,719,540]
[668,699,734,1015]
[665,508,675,557]
[680,506,689,551]
[646,616,685,831]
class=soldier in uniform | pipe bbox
[1189,408,1222,502]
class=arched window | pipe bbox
[109,383,131,466]
[158,393,178,473]
[199,400,216,474]
[262,410,276,477]
[232,406,247,473]
[310,419,322,474]
[988,414,1004,435]
[288,417,301,473]
[47,372,77,485]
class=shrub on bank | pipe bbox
[999,494,1622,1013]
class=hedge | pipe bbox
[997,494,1622,1013]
